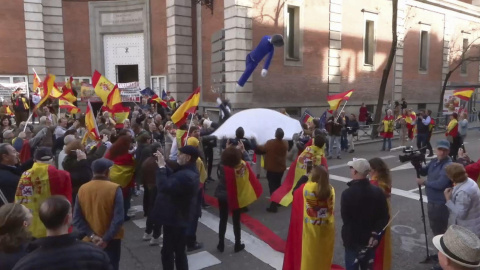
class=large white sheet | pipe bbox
[211,108,302,144]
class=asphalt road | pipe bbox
[119,129,480,270]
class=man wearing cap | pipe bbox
[416,139,453,239]
[73,158,124,270]
[433,225,480,270]
[15,147,72,238]
[151,145,199,270]
[341,158,389,269]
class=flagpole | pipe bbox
[335,100,348,122]
[23,113,33,132]
[184,113,194,146]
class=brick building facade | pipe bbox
[0,0,479,117]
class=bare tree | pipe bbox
[437,36,480,115]
[371,0,398,138]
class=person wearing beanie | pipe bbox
[255,128,288,213]
[73,158,124,270]
[15,147,72,238]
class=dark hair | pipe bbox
[39,196,70,230]
[313,135,325,148]
[64,129,77,137]
[1,116,11,127]
[100,116,107,124]
[427,110,432,116]
[221,147,242,168]
[312,118,320,129]
[0,203,31,252]
[107,135,131,160]
[117,129,131,137]
[235,127,244,139]
[313,128,322,137]
[452,112,458,119]
[137,133,151,144]
[300,123,307,129]
[369,157,392,186]
[77,115,86,127]
[275,128,284,140]
[188,126,199,135]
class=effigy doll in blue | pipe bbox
[236,34,284,90]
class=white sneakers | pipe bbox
[149,237,161,246]
[142,233,162,246]
[142,232,152,241]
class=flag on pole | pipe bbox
[33,70,41,92]
[106,87,122,111]
[111,107,130,129]
[327,89,354,112]
[162,89,168,100]
[83,100,100,143]
[319,110,328,129]
[34,74,55,112]
[92,70,116,106]
[50,85,62,98]
[140,87,156,96]
[59,99,80,114]
[224,161,262,210]
[453,88,474,101]
[301,110,314,124]
[151,94,168,108]
[60,77,77,103]
[171,87,201,126]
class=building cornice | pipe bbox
[411,0,480,18]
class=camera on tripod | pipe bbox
[398,146,425,168]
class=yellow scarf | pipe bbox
[447,118,458,133]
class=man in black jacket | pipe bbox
[326,111,344,160]
[13,195,112,270]
[341,158,389,270]
[0,143,33,207]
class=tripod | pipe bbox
[414,167,434,263]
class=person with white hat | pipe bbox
[341,158,389,270]
[433,225,480,270]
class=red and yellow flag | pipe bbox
[171,87,201,126]
[453,88,474,101]
[59,99,80,114]
[106,86,122,111]
[5,105,14,116]
[224,161,262,210]
[92,70,116,106]
[176,129,188,147]
[283,182,335,270]
[33,71,41,92]
[50,85,62,98]
[60,77,77,103]
[83,100,100,143]
[271,145,327,207]
[151,94,168,108]
[327,89,354,112]
[104,152,135,188]
[111,106,130,128]
[34,74,55,112]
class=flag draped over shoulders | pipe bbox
[283,182,335,270]
[370,178,392,270]
[105,152,135,188]
[271,145,326,206]
[224,161,262,210]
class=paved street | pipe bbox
[119,128,480,270]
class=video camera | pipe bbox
[398,146,425,169]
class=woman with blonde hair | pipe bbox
[283,165,335,270]
[0,203,33,270]
[369,158,392,270]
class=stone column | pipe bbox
[224,0,253,105]
[24,0,47,82]
[43,0,66,77]
[393,0,406,102]
[166,0,193,101]
[328,0,342,94]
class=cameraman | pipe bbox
[416,110,432,156]
[416,139,453,237]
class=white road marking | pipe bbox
[188,251,221,270]
[199,210,284,270]
[390,163,414,171]
[328,155,396,170]
[329,174,428,203]
[132,217,147,229]
[408,186,425,193]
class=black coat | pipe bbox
[62,157,93,199]
[13,234,112,270]
[0,161,34,207]
[341,179,389,250]
[151,163,199,228]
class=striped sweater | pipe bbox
[446,178,480,237]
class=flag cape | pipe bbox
[5,105,14,116]
[283,182,335,270]
[301,110,314,124]
[176,129,188,147]
[224,161,262,210]
[83,101,100,143]
[105,152,135,188]
[171,87,200,126]
[59,99,80,114]
[34,74,55,112]
[15,163,71,238]
[271,145,326,206]
[327,89,354,112]
[92,70,115,106]
[453,88,474,101]
[33,71,41,91]
[370,179,392,270]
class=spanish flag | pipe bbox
[151,94,168,108]
[453,88,474,101]
[83,100,100,143]
[370,178,392,270]
[104,151,135,189]
[301,110,314,124]
[171,87,200,126]
[60,77,77,103]
[59,99,80,114]
[106,86,123,111]
[271,145,327,206]
[327,89,354,112]
[34,74,55,112]
[283,182,335,270]
[176,129,188,147]
[33,70,41,92]
[5,105,14,116]
[50,85,63,98]
[111,106,130,128]
[92,70,116,106]
[224,160,262,210]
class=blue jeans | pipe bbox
[417,133,428,154]
[341,131,348,150]
[104,239,121,270]
[329,135,341,157]
[382,138,391,150]
[345,248,375,270]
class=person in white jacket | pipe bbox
[444,163,480,237]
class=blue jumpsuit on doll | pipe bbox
[237,35,275,87]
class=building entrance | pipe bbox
[116,65,139,83]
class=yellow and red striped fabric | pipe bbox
[33,71,41,92]
[327,89,354,112]
[33,74,55,112]
[82,100,100,144]
[59,99,80,114]
[453,88,474,101]
[171,87,201,126]
[224,161,262,210]
[370,178,392,270]
[151,94,168,108]
[60,77,77,103]
[92,70,116,106]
